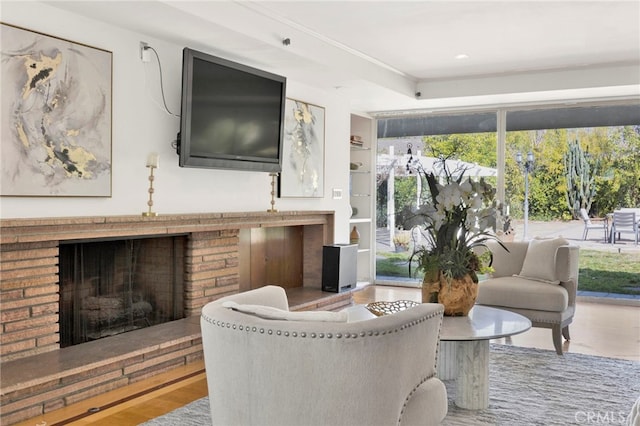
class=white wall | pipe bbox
[0,2,353,243]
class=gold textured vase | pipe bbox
[437,273,478,316]
[421,278,440,304]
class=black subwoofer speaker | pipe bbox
[321,244,357,293]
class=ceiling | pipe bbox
[47,1,640,115]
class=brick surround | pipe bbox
[0,228,240,362]
[0,211,340,425]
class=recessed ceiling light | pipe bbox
[455,54,469,60]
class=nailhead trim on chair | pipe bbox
[201,310,443,340]
[531,318,560,324]
[398,315,444,426]
[397,373,438,426]
[202,308,446,425]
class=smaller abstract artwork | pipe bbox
[279,98,325,198]
[1,23,112,197]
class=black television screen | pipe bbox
[177,48,286,172]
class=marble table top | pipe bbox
[440,305,531,341]
[345,303,531,341]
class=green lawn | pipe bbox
[376,249,640,295]
[577,250,640,295]
[375,251,415,277]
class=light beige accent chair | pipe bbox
[200,285,448,426]
[476,239,579,355]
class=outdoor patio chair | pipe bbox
[610,211,638,245]
[579,208,608,241]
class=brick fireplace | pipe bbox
[1,224,241,363]
[0,211,350,425]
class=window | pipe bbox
[375,103,640,283]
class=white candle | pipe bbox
[146,152,159,168]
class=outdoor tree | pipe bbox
[394,177,419,229]
[422,133,497,170]
[563,139,600,219]
[612,126,640,208]
[379,126,639,225]
[532,130,568,220]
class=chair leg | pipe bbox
[552,325,563,355]
[562,325,570,341]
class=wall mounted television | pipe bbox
[177,48,286,172]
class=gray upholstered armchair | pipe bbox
[476,239,579,355]
[200,285,448,426]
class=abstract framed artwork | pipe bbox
[1,23,112,197]
[279,98,325,198]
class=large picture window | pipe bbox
[375,103,640,284]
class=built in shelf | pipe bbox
[350,145,370,151]
[349,217,372,224]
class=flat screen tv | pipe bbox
[177,48,286,172]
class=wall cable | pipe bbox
[143,45,180,118]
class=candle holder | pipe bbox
[142,166,157,217]
[267,172,278,213]
[143,153,159,217]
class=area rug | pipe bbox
[140,344,640,425]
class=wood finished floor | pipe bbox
[16,285,639,426]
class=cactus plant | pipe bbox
[563,140,599,219]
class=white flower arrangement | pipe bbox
[409,157,505,283]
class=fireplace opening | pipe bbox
[59,235,186,347]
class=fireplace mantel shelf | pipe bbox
[0,210,334,244]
